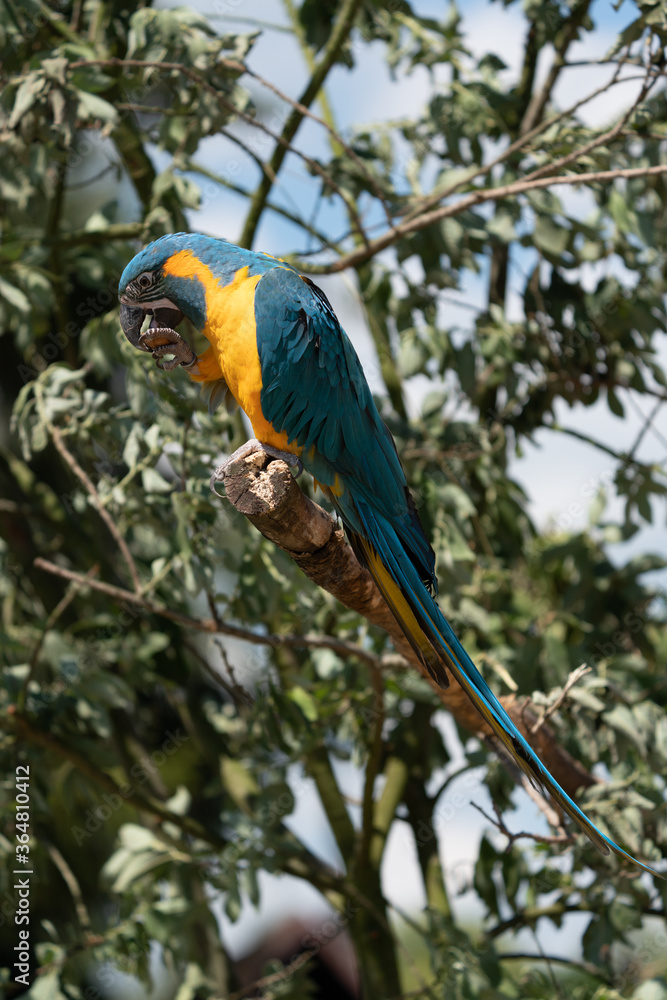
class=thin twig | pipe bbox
[487,903,586,940]
[217,126,279,184]
[214,639,254,707]
[400,65,647,224]
[223,947,320,1000]
[300,161,667,274]
[7,711,227,847]
[45,841,93,934]
[627,395,667,460]
[183,158,338,250]
[520,777,567,832]
[34,387,142,593]
[239,0,364,247]
[242,63,397,231]
[500,952,605,979]
[519,65,661,186]
[520,0,596,136]
[18,564,100,712]
[478,653,519,693]
[530,664,591,735]
[68,56,368,245]
[6,710,348,902]
[473,800,573,849]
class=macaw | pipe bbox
[119,232,661,877]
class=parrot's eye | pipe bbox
[137,272,152,289]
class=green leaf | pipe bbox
[75,91,119,125]
[220,755,260,807]
[534,216,570,257]
[21,970,69,1000]
[583,911,614,963]
[141,467,172,493]
[603,705,646,752]
[288,685,318,722]
[0,276,30,312]
[8,75,46,128]
[487,211,516,243]
[607,386,624,417]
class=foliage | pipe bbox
[1,0,667,997]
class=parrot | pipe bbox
[118,232,661,877]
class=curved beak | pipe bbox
[120,304,145,348]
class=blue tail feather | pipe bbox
[349,500,662,878]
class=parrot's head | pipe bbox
[118,233,219,347]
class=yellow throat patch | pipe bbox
[164,251,296,454]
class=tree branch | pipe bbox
[5,710,353,904]
[240,0,364,248]
[68,57,367,243]
[520,0,594,135]
[399,68,648,226]
[32,557,381,668]
[298,162,667,274]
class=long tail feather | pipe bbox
[348,511,662,878]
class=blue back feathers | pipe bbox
[254,266,438,593]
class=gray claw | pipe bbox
[263,445,303,477]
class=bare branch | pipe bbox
[519,65,662,186]
[241,62,396,229]
[18,564,100,713]
[68,56,368,245]
[226,946,320,1000]
[400,67,649,225]
[44,842,94,935]
[519,0,594,135]
[529,664,591,735]
[471,801,574,848]
[298,162,667,274]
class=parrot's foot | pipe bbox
[138,327,197,372]
[210,439,303,493]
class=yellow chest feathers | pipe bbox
[164,251,293,451]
